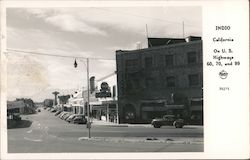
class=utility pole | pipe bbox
[145,24,150,47]
[86,58,91,138]
[182,21,185,38]
[74,58,91,138]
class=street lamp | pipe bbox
[74,58,91,138]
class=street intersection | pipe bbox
[8,109,203,152]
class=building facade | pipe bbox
[116,37,203,124]
[66,92,83,114]
[89,75,119,123]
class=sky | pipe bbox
[6,7,201,102]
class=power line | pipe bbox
[92,8,201,29]
[6,49,116,61]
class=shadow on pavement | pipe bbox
[7,119,33,129]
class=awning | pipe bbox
[190,105,203,111]
[89,101,102,105]
[63,104,72,108]
[141,105,184,112]
[92,105,106,110]
[166,105,184,110]
[190,98,203,101]
[142,106,168,111]
[141,99,167,103]
[102,100,117,105]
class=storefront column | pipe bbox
[106,104,109,122]
[116,103,119,124]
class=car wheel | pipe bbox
[153,123,161,128]
[174,123,183,128]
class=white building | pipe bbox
[69,90,85,115]
[89,72,119,123]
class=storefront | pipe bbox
[90,100,118,123]
[71,98,84,115]
[63,104,72,112]
[140,99,185,123]
[189,98,203,125]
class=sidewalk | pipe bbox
[91,119,203,129]
[78,136,203,145]
[91,118,150,127]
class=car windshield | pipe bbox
[68,115,74,118]
[163,115,175,119]
[75,115,85,118]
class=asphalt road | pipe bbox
[8,109,203,153]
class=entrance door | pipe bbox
[123,104,136,123]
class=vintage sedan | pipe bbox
[151,115,184,128]
[70,115,87,124]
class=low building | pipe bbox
[7,99,35,115]
[88,75,119,123]
[68,92,84,114]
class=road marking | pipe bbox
[94,130,124,133]
[27,130,33,133]
[24,137,42,142]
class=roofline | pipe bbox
[116,40,202,55]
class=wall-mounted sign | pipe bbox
[95,82,111,98]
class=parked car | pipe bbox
[50,109,56,113]
[62,113,72,120]
[59,112,67,119]
[55,110,62,116]
[65,114,77,123]
[151,115,184,128]
[71,115,87,124]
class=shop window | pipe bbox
[187,51,197,64]
[188,74,199,86]
[166,76,175,87]
[165,55,174,67]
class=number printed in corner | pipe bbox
[219,87,230,91]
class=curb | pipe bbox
[78,137,203,145]
[92,123,203,128]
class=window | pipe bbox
[166,76,175,87]
[125,79,133,91]
[132,79,140,89]
[165,55,174,66]
[145,78,154,88]
[145,57,153,68]
[187,52,197,64]
[188,74,199,86]
[125,59,138,69]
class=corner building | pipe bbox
[116,37,203,124]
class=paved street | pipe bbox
[8,109,203,153]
